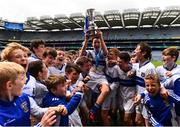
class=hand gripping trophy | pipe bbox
[85,8,98,37]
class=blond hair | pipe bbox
[0,62,26,85]
[1,42,29,61]
[145,74,160,86]
[45,75,66,91]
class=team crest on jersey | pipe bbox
[141,72,145,77]
[20,101,29,113]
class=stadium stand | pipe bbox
[0,6,179,51]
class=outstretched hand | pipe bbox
[48,105,68,116]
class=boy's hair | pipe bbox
[1,42,29,61]
[43,47,57,58]
[109,48,120,56]
[162,47,179,62]
[138,42,152,60]
[56,47,64,51]
[118,51,130,62]
[28,60,44,80]
[45,75,66,91]
[65,63,82,74]
[145,74,160,86]
[65,54,72,60]
[0,62,25,85]
[30,39,45,53]
[76,56,92,67]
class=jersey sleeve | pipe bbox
[29,96,48,118]
[65,92,83,115]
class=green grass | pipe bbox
[152,60,180,67]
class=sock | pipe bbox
[90,103,101,114]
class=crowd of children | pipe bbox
[0,30,180,126]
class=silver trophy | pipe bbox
[86,8,98,37]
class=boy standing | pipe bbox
[134,73,180,126]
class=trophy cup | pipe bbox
[86,8,98,37]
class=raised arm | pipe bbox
[97,30,108,56]
[79,31,90,57]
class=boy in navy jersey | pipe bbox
[42,74,84,126]
[134,73,180,126]
[0,62,62,126]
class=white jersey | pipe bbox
[34,81,48,106]
[117,67,136,112]
[29,96,48,118]
[118,66,136,87]
[28,53,41,63]
[101,64,120,110]
[157,64,180,125]
[105,64,120,90]
[77,72,89,83]
[86,49,106,75]
[156,64,180,89]
[84,49,108,91]
[133,61,155,94]
[48,63,67,76]
[23,74,36,97]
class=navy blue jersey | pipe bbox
[141,91,180,126]
[0,93,31,126]
[42,91,82,126]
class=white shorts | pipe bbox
[87,71,108,92]
[135,103,148,119]
[102,88,117,110]
[69,109,82,126]
[117,86,136,113]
